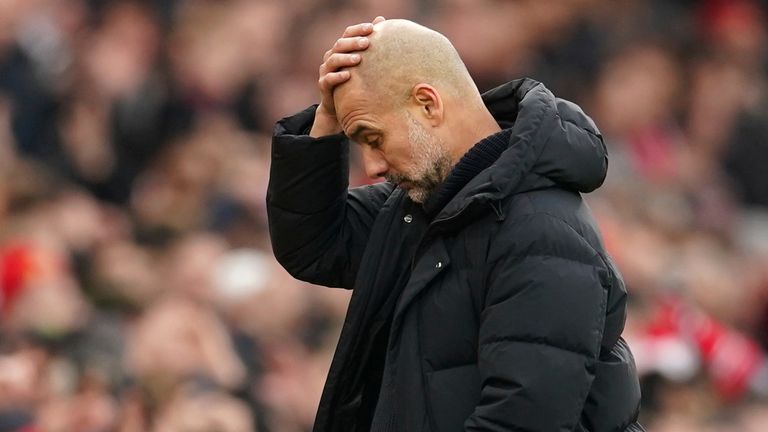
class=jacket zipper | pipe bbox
[410,199,489,271]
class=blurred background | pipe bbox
[1,0,768,431]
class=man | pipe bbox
[267,17,643,432]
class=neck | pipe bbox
[448,106,502,165]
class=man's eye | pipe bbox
[367,138,381,148]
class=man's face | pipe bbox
[334,80,452,203]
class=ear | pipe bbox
[410,84,443,126]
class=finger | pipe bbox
[319,71,351,91]
[342,22,374,38]
[332,36,369,53]
[372,16,385,24]
[323,49,333,63]
[323,52,361,72]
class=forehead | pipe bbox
[334,78,386,130]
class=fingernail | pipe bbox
[364,23,373,30]
[358,38,368,47]
[351,54,360,61]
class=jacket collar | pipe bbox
[431,78,608,222]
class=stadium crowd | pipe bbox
[1,0,768,430]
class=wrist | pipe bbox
[310,105,342,138]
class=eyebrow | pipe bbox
[347,124,378,143]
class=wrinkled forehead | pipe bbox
[333,77,380,126]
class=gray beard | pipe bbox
[388,112,453,203]
[385,152,451,204]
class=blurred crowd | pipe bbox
[1,0,768,431]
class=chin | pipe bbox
[407,188,430,204]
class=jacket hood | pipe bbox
[436,78,608,220]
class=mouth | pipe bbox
[386,174,412,190]
[398,181,413,190]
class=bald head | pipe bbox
[330,19,501,198]
[336,19,478,107]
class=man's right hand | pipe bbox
[309,16,385,138]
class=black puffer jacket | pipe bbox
[267,79,643,432]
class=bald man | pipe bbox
[268,18,644,432]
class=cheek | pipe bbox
[379,116,417,168]
[374,131,405,162]
[386,142,417,173]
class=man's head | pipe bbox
[332,19,485,203]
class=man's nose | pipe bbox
[361,147,389,179]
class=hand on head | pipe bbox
[310,16,385,138]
